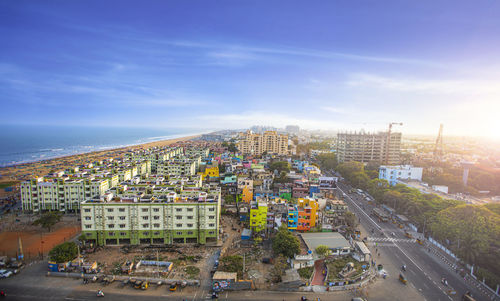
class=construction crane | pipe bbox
[385,122,403,165]
[433,124,444,161]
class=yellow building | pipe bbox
[199,165,219,180]
[250,202,268,233]
[297,198,320,227]
[241,186,253,203]
[237,131,288,155]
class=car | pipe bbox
[351,298,367,301]
[0,269,13,278]
[169,283,178,291]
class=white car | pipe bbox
[0,269,13,278]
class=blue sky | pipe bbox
[1,1,499,138]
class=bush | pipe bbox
[298,266,314,279]
[49,242,78,263]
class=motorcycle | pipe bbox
[97,290,104,297]
[402,265,407,271]
[441,278,448,286]
[0,290,5,297]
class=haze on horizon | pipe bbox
[1,1,499,140]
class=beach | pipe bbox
[0,134,200,187]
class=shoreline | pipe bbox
[0,133,202,183]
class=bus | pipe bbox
[373,208,389,222]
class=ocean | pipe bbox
[0,125,201,167]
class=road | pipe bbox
[329,169,491,301]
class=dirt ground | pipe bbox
[0,225,80,259]
[83,244,218,280]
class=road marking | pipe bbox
[338,187,381,230]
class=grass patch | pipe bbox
[0,181,18,189]
[326,256,367,282]
[298,266,314,279]
[184,266,200,279]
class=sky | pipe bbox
[1,1,500,139]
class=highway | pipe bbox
[330,169,491,301]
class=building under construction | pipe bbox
[336,131,402,165]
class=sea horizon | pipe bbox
[0,125,207,168]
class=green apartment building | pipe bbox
[80,188,221,246]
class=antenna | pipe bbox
[433,124,444,161]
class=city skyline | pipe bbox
[1,1,499,139]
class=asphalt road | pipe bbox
[331,171,490,301]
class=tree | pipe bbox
[316,153,337,170]
[49,242,78,263]
[315,245,330,257]
[272,225,300,258]
[33,211,63,232]
[343,211,358,230]
[270,161,290,174]
[219,255,244,278]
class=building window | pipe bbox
[142,216,149,220]
[119,224,125,228]
[107,216,114,220]
[208,231,214,235]
[187,231,193,235]
[176,216,182,220]
[107,208,114,213]
[119,216,125,220]
[187,224,193,228]
[209,223,215,227]
[175,208,182,212]
[176,223,182,227]
[84,209,91,213]
[119,208,125,212]
[108,224,115,228]
[153,208,160,212]
[187,208,193,212]
[143,232,149,236]
[209,216,215,219]
[176,231,182,235]
[120,232,126,236]
[153,223,160,228]
[85,225,92,229]
[153,231,160,235]
[85,216,91,220]
[108,232,115,236]
[209,208,215,211]
[143,224,149,228]
[142,208,148,212]
[187,216,193,220]
[153,216,160,220]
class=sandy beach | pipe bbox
[0,134,200,185]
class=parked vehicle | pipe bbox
[0,270,13,278]
[169,283,178,291]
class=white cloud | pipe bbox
[346,73,500,95]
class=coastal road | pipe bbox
[332,173,490,301]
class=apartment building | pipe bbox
[125,147,182,172]
[80,189,221,246]
[21,177,110,212]
[237,131,288,155]
[249,201,268,233]
[157,159,197,176]
[287,198,320,232]
[336,131,402,165]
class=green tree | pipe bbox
[272,225,300,258]
[315,245,330,257]
[33,211,63,232]
[316,153,337,170]
[219,255,244,278]
[48,242,78,263]
[270,161,290,174]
